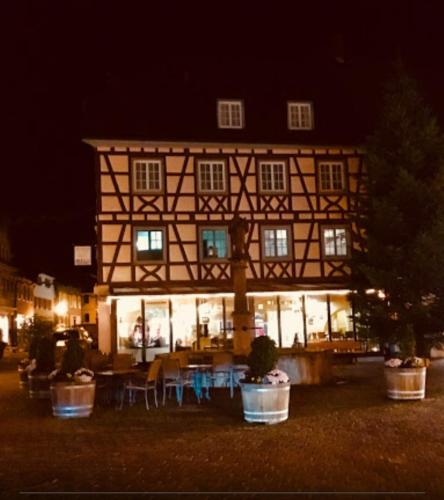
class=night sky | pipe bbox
[5,1,444,290]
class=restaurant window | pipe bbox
[279,294,305,347]
[305,294,328,344]
[198,161,226,193]
[262,226,291,260]
[171,296,197,351]
[217,99,244,129]
[321,226,350,259]
[318,161,344,192]
[253,295,279,347]
[200,227,229,260]
[329,294,354,340]
[197,297,224,349]
[259,161,286,193]
[134,228,165,262]
[144,300,169,348]
[132,159,163,193]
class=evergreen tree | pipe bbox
[352,68,444,357]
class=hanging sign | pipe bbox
[74,246,92,266]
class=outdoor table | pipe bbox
[95,369,140,407]
[183,364,212,402]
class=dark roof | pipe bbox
[83,60,387,147]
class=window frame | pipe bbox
[131,157,164,194]
[197,159,227,194]
[217,99,245,129]
[261,225,293,262]
[320,225,351,260]
[199,226,230,262]
[317,160,345,193]
[258,160,288,194]
[133,226,166,264]
[287,101,314,130]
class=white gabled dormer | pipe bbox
[217,99,244,129]
[287,101,314,130]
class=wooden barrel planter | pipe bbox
[28,372,51,399]
[18,366,29,388]
[50,381,96,418]
[240,382,290,424]
[384,367,427,400]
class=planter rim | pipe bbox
[384,366,427,372]
[239,382,291,388]
[50,380,96,387]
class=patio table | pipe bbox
[95,369,140,407]
[183,364,212,402]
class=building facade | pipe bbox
[86,103,366,358]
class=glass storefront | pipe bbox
[114,290,355,353]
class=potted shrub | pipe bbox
[239,336,290,424]
[384,326,429,400]
[18,317,53,389]
[28,336,56,399]
[49,337,95,418]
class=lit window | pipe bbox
[201,228,228,260]
[287,102,313,130]
[322,227,350,258]
[198,161,226,192]
[135,229,164,261]
[319,161,344,191]
[262,227,291,260]
[217,100,244,129]
[132,159,162,193]
[259,162,286,192]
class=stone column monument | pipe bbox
[229,216,255,355]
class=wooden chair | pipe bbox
[120,359,162,410]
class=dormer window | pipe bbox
[287,102,314,130]
[217,100,244,129]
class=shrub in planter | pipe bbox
[49,338,95,418]
[240,336,290,424]
[384,326,430,400]
[19,318,54,390]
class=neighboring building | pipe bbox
[33,273,55,323]
[85,76,366,357]
[81,292,97,325]
[0,223,18,344]
[55,284,82,329]
[15,276,34,329]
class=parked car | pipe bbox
[53,328,92,348]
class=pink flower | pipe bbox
[265,369,289,384]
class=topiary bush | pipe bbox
[34,337,55,373]
[61,337,85,376]
[246,336,279,381]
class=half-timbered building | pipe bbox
[85,72,366,359]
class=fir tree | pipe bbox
[352,68,444,357]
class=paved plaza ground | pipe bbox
[1,353,444,499]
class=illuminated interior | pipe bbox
[113,290,355,354]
